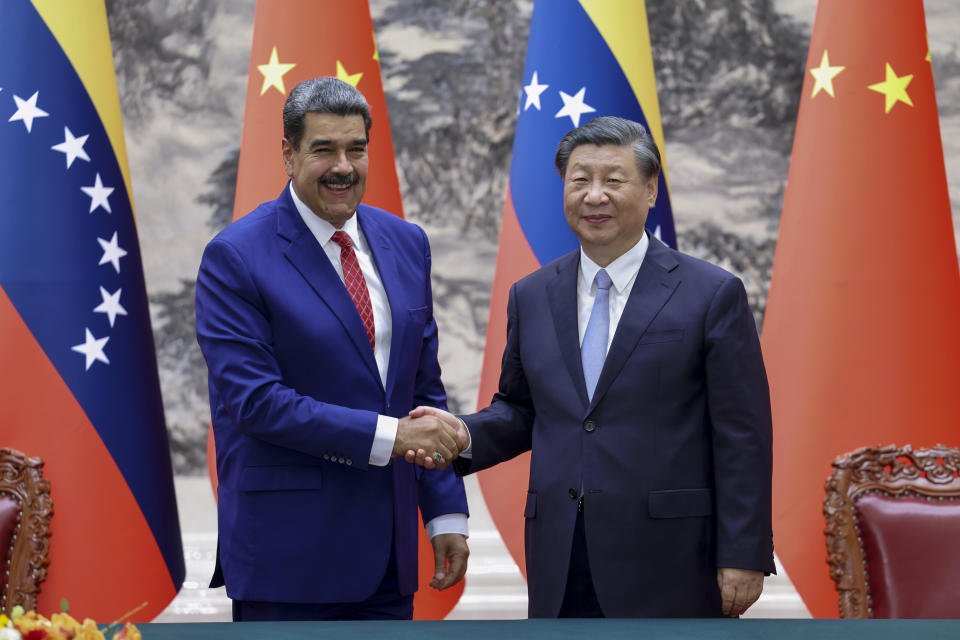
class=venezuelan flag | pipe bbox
[476,0,675,581]
[0,0,183,621]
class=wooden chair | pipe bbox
[0,448,53,615]
[823,444,960,618]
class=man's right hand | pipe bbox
[404,406,469,469]
[393,414,461,470]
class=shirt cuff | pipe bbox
[458,416,473,459]
[425,513,469,539]
[369,415,398,467]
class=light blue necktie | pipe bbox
[581,268,612,401]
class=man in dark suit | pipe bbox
[195,77,468,621]
[410,116,773,618]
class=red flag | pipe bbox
[206,0,462,618]
[762,0,960,617]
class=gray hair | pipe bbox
[283,77,372,150]
[554,116,661,179]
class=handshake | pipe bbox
[392,406,469,470]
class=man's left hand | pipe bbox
[429,533,469,590]
[717,567,763,617]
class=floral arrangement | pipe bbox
[0,601,141,640]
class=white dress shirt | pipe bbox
[290,184,467,538]
[577,232,650,349]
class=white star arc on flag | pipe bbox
[71,328,110,370]
[94,286,127,327]
[523,71,549,111]
[98,232,128,273]
[8,91,49,133]
[82,173,114,213]
[52,126,91,168]
[555,87,596,128]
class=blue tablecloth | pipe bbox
[139,618,959,639]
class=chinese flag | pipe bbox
[762,0,960,618]
[207,0,462,618]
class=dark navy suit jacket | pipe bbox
[196,185,467,603]
[455,233,773,617]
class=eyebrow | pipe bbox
[307,137,368,149]
[568,162,627,173]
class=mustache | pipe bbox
[318,173,360,187]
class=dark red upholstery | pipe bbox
[825,445,960,617]
[0,494,20,596]
[857,492,960,618]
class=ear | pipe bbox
[281,138,295,177]
[646,175,659,208]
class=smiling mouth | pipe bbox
[583,214,611,224]
[319,173,359,192]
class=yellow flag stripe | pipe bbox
[31,0,135,215]
[579,0,671,191]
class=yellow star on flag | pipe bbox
[258,46,296,96]
[372,32,379,62]
[336,60,363,87]
[868,62,914,113]
[809,50,845,99]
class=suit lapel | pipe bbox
[547,251,590,405]
[357,208,402,398]
[588,235,680,413]
[276,188,381,385]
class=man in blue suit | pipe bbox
[411,117,773,618]
[196,77,468,621]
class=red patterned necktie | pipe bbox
[331,230,375,350]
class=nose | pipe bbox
[332,149,352,173]
[584,180,607,205]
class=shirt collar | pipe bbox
[579,231,650,293]
[289,181,360,247]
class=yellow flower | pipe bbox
[110,623,140,640]
[50,612,81,636]
[38,612,104,640]
[6,609,136,640]
[12,611,51,633]
[77,619,106,640]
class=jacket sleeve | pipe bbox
[704,275,775,574]
[196,237,379,469]
[456,282,536,476]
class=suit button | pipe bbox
[569,488,577,499]
[583,420,597,432]
[338,457,345,464]
[345,459,353,466]
[323,453,330,460]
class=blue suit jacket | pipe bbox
[196,185,467,603]
[456,234,773,617]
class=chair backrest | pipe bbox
[824,444,960,618]
[0,448,53,615]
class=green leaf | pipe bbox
[11,606,24,619]
[61,597,70,613]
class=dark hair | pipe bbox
[554,116,661,179]
[283,77,372,150]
